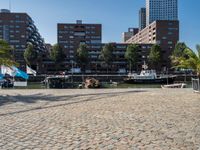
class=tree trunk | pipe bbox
[129,62,132,73]
[82,64,85,83]
[107,64,109,80]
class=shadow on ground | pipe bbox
[0,90,146,116]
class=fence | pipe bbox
[192,78,200,92]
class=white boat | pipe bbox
[125,69,175,84]
[124,62,176,84]
[161,83,187,89]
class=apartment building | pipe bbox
[100,43,153,73]
[57,20,102,61]
[0,9,46,71]
[126,20,179,68]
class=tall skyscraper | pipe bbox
[139,8,146,30]
[146,0,178,25]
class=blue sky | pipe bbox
[0,0,199,50]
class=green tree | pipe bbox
[125,44,139,72]
[172,46,200,77]
[76,44,89,73]
[100,43,115,74]
[0,39,16,66]
[24,43,37,66]
[149,44,162,69]
[50,44,65,71]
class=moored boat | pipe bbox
[124,70,176,84]
[161,83,187,89]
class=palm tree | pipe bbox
[0,40,16,66]
[172,46,200,77]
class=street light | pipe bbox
[70,60,74,83]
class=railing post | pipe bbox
[192,78,200,92]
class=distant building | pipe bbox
[146,0,178,25]
[139,8,146,30]
[56,20,153,73]
[126,20,179,68]
[122,28,139,43]
[57,20,102,62]
[0,9,46,71]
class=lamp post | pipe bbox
[70,60,74,83]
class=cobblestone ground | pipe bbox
[0,89,200,150]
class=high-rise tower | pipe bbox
[146,0,178,25]
[139,8,146,30]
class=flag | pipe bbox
[1,65,15,76]
[26,65,37,76]
[1,65,29,79]
[12,66,29,80]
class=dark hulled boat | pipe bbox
[124,70,176,84]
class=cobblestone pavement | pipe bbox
[0,89,200,150]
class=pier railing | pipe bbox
[192,78,200,92]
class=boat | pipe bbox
[124,62,176,84]
[43,75,75,89]
[161,83,187,89]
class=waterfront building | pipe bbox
[126,20,179,68]
[56,20,154,73]
[0,9,46,71]
[146,0,178,25]
[100,43,153,73]
[139,8,146,30]
[58,20,102,62]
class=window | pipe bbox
[10,40,20,43]
[91,40,101,44]
[74,32,85,36]
[168,41,173,44]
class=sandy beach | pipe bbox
[0,88,199,149]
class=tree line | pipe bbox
[46,43,163,73]
[0,39,199,77]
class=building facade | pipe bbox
[0,9,46,71]
[122,28,139,43]
[146,0,178,25]
[58,20,102,63]
[57,21,153,73]
[102,43,152,73]
[126,20,179,68]
[139,8,146,30]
